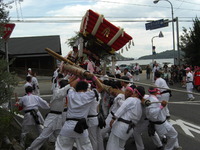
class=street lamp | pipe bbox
[151,31,164,63]
[153,0,175,65]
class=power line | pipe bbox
[93,0,200,12]
[10,18,194,23]
[174,0,200,6]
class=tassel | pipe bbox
[132,40,134,46]
[121,48,123,53]
[126,46,128,51]
[128,43,130,49]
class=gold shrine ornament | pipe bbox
[102,27,110,37]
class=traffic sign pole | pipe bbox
[1,23,16,72]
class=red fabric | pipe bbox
[80,9,132,51]
[194,71,200,86]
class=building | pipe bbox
[0,35,62,76]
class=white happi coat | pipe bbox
[87,95,104,150]
[155,77,170,116]
[104,93,125,131]
[133,95,162,150]
[27,85,70,150]
[32,76,40,95]
[19,94,50,126]
[59,88,97,138]
[24,82,32,89]
[145,95,178,150]
[186,72,194,99]
[44,85,70,130]
[111,97,142,140]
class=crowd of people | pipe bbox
[15,56,189,150]
[15,45,200,149]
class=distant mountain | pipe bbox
[115,53,134,61]
[138,50,184,60]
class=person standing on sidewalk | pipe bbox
[185,67,195,101]
[134,63,141,81]
[152,63,160,82]
[146,64,151,80]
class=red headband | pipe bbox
[148,88,158,93]
[126,86,135,93]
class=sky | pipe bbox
[3,0,200,59]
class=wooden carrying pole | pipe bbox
[45,48,124,95]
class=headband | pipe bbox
[148,88,158,93]
[126,86,135,93]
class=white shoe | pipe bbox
[190,97,195,101]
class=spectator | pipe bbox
[146,64,151,79]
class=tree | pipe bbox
[0,3,19,148]
[180,17,200,66]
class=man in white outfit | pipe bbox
[26,80,70,150]
[152,63,160,82]
[100,87,127,150]
[87,88,104,150]
[106,86,145,150]
[133,94,163,150]
[17,86,50,148]
[134,63,141,81]
[55,75,103,150]
[154,71,171,119]
[146,87,182,150]
[185,67,195,101]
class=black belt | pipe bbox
[63,108,68,112]
[49,110,62,114]
[118,117,135,134]
[160,90,172,97]
[150,119,166,125]
[25,109,35,113]
[87,114,98,118]
[24,109,40,124]
[186,81,193,83]
[160,90,171,94]
[111,111,114,116]
[118,117,132,124]
[66,118,81,121]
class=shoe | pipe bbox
[190,97,195,101]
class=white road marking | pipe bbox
[171,119,200,138]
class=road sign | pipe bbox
[0,23,15,41]
[145,19,168,30]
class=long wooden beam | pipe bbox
[45,48,124,95]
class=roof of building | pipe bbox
[1,35,61,57]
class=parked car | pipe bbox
[119,64,128,72]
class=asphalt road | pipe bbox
[14,73,200,150]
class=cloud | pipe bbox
[7,0,200,58]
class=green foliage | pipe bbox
[66,32,114,58]
[0,58,18,104]
[0,108,13,140]
[180,17,200,66]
